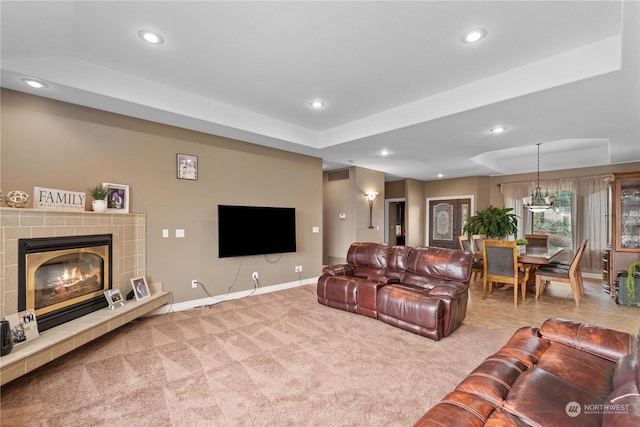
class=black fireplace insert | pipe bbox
[18,234,112,332]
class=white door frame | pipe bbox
[384,197,405,244]
[425,195,475,245]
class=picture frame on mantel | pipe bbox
[103,183,129,213]
[177,153,198,180]
[130,276,150,301]
[104,289,125,310]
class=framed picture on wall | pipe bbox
[130,276,150,301]
[177,153,198,180]
[103,183,129,213]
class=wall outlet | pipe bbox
[191,279,198,288]
[252,272,259,280]
[295,265,302,273]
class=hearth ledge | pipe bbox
[0,282,170,386]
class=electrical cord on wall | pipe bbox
[191,253,310,308]
[295,269,316,296]
[192,281,224,310]
[192,256,254,309]
[264,253,283,263]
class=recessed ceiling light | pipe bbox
[138,29,164,45]
[437,173,445,178]
[310,100,325,109]
[378,149,391,156]
[462,28,487,44]
[20,78,48,89]
[490,126,508,134]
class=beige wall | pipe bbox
[1,89,323,305]
[322,166,384,264]
[385,180,405,199]
[323,169,355,264]
[405,179,424,247]
[354,167,385,243]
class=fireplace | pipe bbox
[18,234,112,332]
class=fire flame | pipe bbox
[60,267,82,281]
[54,267,94,287]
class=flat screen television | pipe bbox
[218,205,297,258]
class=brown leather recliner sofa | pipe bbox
[415,318,640,426]
[317,242,473,341]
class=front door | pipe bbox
[428,198,471,249]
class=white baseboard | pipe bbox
[146,277,318,315]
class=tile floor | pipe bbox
[464,274,640,335]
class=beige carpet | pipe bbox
[0,286,511,427]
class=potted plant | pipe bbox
[625,261,640,306]
[516,238,529,254]
[462,205,519,239]
[87,184,109,212]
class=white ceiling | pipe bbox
[2,1,639,181]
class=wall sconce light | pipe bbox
[365,192,379,229]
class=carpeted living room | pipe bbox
[0,284,502,426]
[2,1,640,426]
[1,273,638,426]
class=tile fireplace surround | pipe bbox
[0,208,147,316]
[0,208,169,384]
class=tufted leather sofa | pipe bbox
[317,242,473,341]
[415,318,640,426]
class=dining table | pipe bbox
[518,246,564,265]
[475,245,565,291]
[518,246,564,288]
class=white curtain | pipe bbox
[574,175,608,271]
[501,181,534,238]
[501,175,608,273]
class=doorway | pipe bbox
[385,198,406,245]
[426,197,473,249]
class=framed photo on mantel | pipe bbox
[103,183,129,213]
[130,276,151,301]
[104,289,125,310]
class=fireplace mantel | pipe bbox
[1,282,169,385]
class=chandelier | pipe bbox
[522,143,556,213]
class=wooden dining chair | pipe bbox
[524,234,549,247]
[472,234,486,255]
[534,239,587,305]
[547,239,588,270]
[458,235,484,281]
[482,240,528,306]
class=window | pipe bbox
[532,190,572,248]
[503,175,608,273]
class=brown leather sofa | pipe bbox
[415,318,640,426]
[317,242,473,341]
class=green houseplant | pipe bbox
[87,184,109,200]
[87,184,109,212]
[462,205,518,239]
[625,261,640,306]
